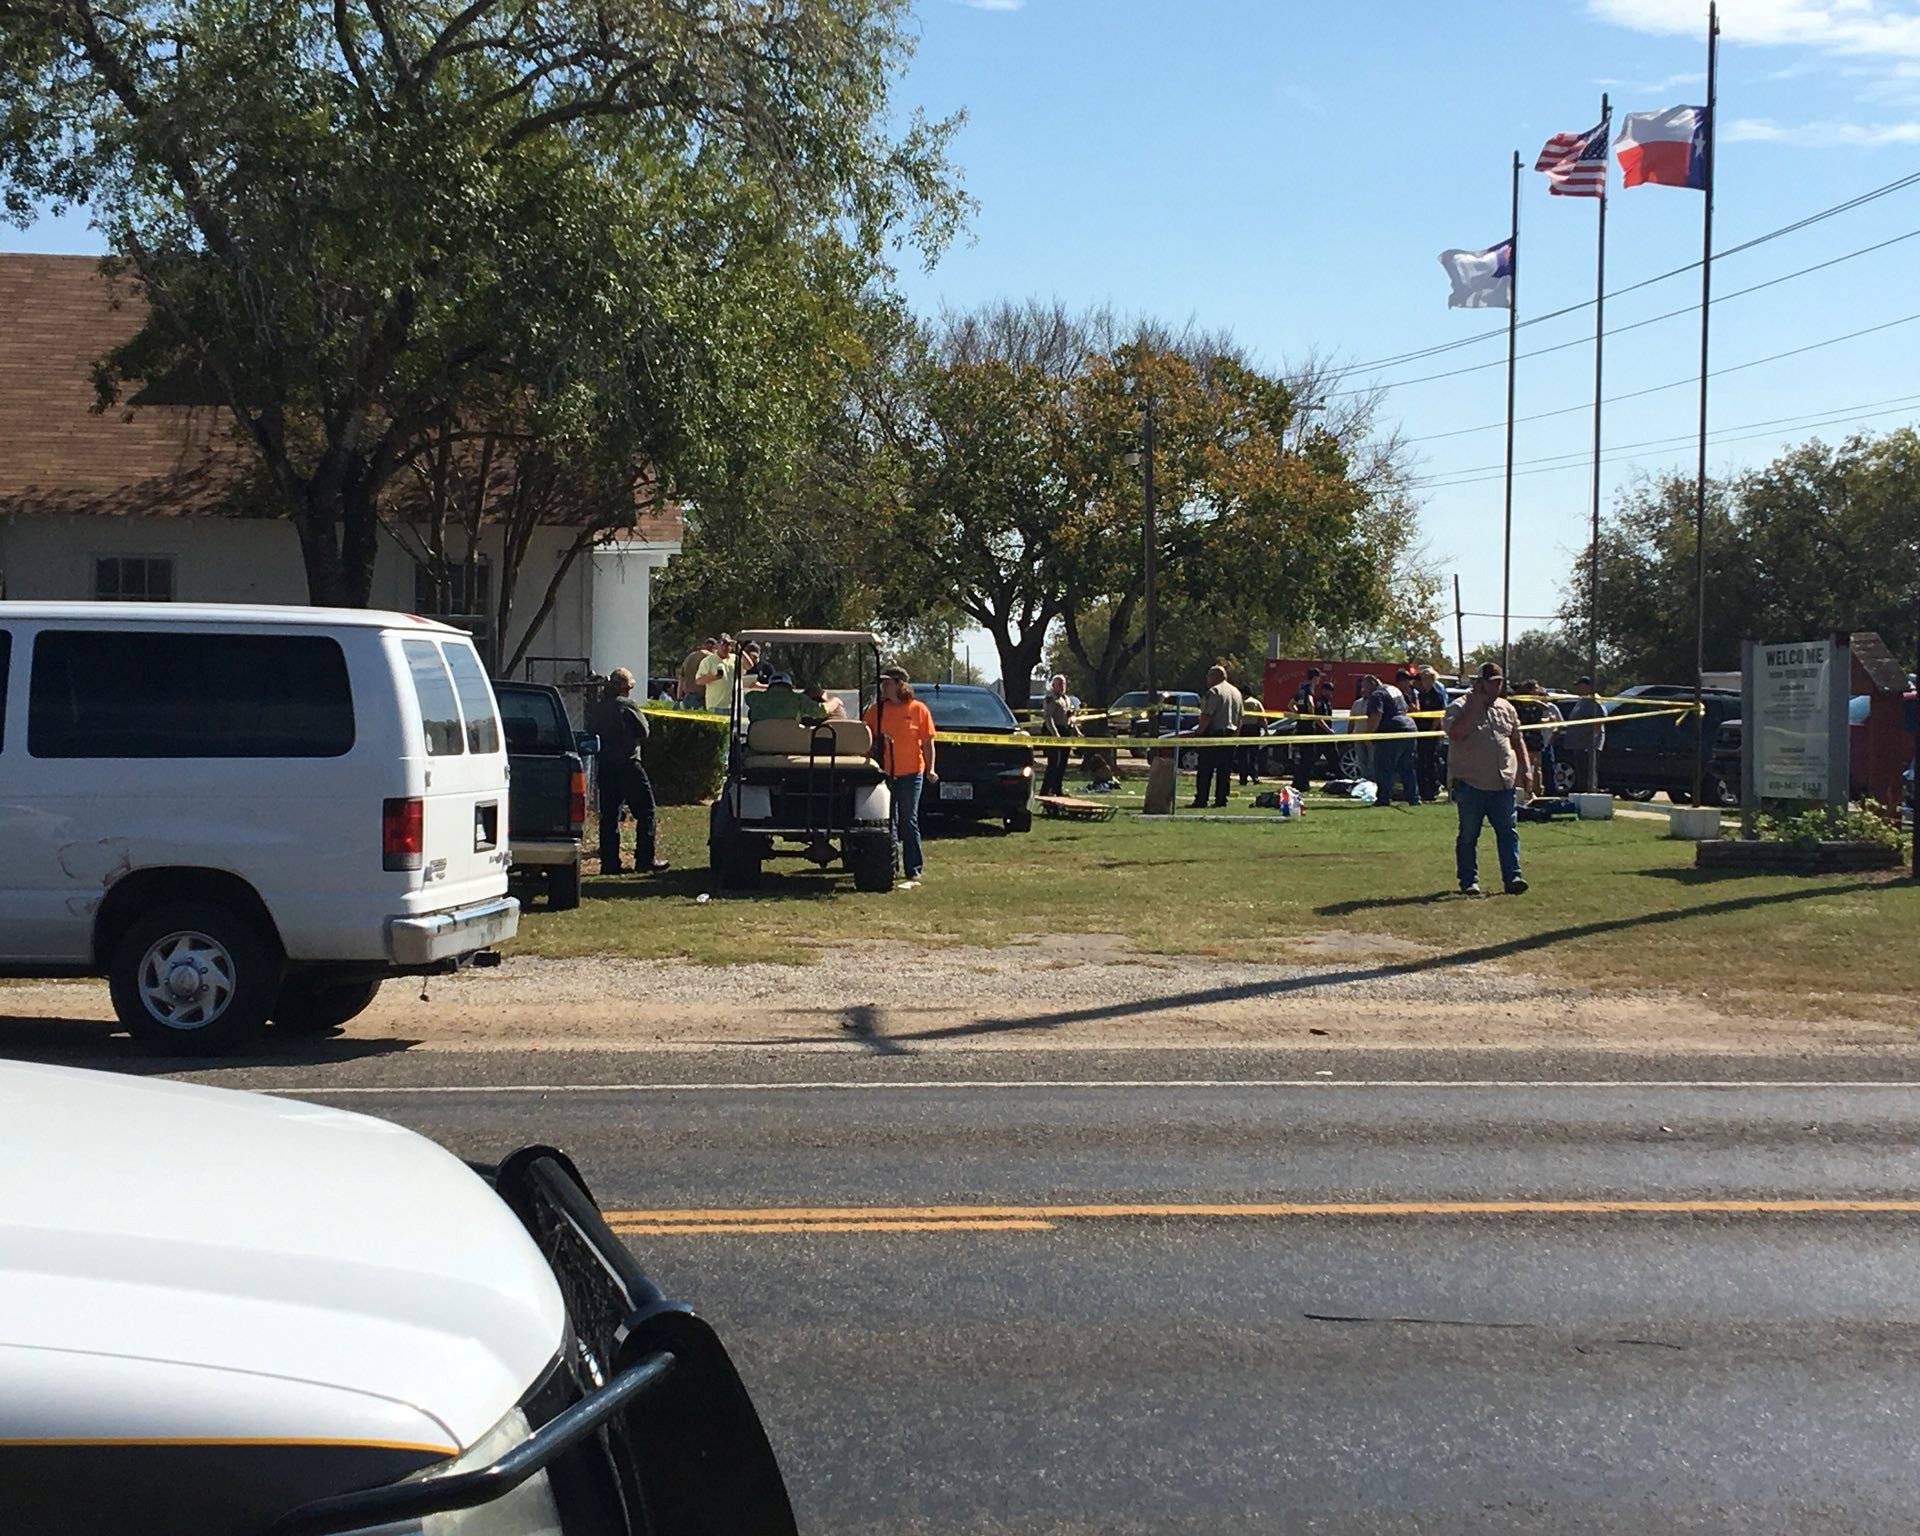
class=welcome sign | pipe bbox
[1751,639,1836,801]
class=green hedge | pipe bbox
[642,710,726,804]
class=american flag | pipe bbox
[1534,117,1609,198]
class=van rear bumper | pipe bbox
[387,895,520,966]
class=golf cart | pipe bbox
[707,629,896,892]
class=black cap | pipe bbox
[1305,666,1322,678]
[1576,675,1594,686]
[1477,661,1504,681]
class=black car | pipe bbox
[494,680,594,908]
[915,683,1036,833]
[1597,684,1742,806]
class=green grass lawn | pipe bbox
[512,794,1919,1020]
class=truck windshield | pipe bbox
[498,688,571,753]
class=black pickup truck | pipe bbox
[494,680,594,910]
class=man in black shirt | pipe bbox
[1412,665,1450,803]
[586,667,668,875]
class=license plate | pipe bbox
[939,781,973,801]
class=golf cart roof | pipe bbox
[737,628,880,648]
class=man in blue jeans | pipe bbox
[1442,662,1532,896]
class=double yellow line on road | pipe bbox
[605,1198,1920,1237]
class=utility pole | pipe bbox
[1454,574,1466,681]
[1142,397,1158,713]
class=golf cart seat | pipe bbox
[743,717,877,769]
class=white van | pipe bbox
[0,603,518,1053]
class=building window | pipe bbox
[94,556,175,601]
[413,558,491,618]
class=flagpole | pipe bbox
[1502,149,1520,678]
[1691,3,1719,804]
[1588,94,1609,792]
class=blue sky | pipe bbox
[884,0,1920,662]
[9,0,1919,666]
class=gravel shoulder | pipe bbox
[5,933,1913,1057]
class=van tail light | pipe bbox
[568,770,587,836]
[383,797,424,871]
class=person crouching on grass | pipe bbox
[864,666,937,884]
[1442,662,1530,897]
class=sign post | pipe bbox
[1739,640,1756,839]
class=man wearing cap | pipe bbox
[1413,665,1450,802]
[695,634,735,712]
[1559,676,1608,792]
[677,636,716,709]
[1443,662,1531,896]
[863,667,937,882]
[586,667,669,875]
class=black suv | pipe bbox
[1597,684,1742,806]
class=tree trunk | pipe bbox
[991,625,1049,710]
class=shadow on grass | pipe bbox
[1315,891,1468,915]
[752,875,1887,1055]
[0,1013,420,1074]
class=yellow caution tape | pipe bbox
[639,702,1699,750]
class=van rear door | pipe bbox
[396,636,511,911]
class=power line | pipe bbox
[1411,396,1920,492]
[1321,167,1920,382]
[1395,309,1920,463]
[1397,227,1920,428]
[1416,390,1920,483]
[1329,223,1920,400]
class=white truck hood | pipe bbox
[0,1062,566,1454]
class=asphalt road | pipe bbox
[250,1055,1920,1535]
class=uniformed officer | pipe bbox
[587,668,668,875]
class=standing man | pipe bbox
[695,634,735,713]
[1238,694,1267,786]
[1559,676,1608,792]
[677,636,715,709]
[1366,672,1420,807]
[1040,674,1078,797]
[864,667,937,883]
[586,667,668,875]
[1443,662,1531,896]
[1186,664,1243,809]
[1293,675,1334,795]
[1413,665,1450,803]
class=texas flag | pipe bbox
[1615,105,1708,190]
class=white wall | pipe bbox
[0,513,610,678]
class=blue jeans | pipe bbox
[1374,735,1420,806]
[891,773,925,878]
[1454,782,1522,889]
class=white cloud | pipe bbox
[1594,69,1707,90]
[1591,0,1920,58]
[1726,114,1920,142]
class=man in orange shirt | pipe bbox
[863,666,938,882]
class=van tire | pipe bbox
[1005,808,1034,834]
[274,977,383,1033]
[108,902,279,1056]
[548,862,582,911]
[847,831,896,893]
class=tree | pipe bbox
[1561,429,1920,681]
[2,0,963,604]
[1465,628,1588,685]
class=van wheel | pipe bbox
[275,978,383,1033]
[108,902,279,1056]
[548,862,582,911]
[847,831,897,892]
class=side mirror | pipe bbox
[576,733,601,756]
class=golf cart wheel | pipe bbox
[707,801,762,891]
[274,977,383,1033]
[847,831,896,893]
[108,900,279,1056]
[548,861,582,911]
[1005,807,1034,835]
